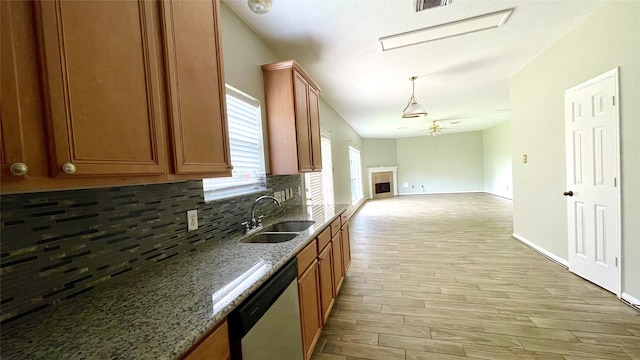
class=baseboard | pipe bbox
[484,191,513,201]
[399,190,484,195]
[512,233,569,268]
[621,293,640,310]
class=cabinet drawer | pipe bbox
[297,240,318,276]
[330,218,341,238]
[316,226,331,251]
[340,213,348,227]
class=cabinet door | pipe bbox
[293,71,313,172]
[161,0,231,175]
[298,260,322,360]
[331,234,344,294]
[37,0,167,177]
[308,86,322,171]
[318,242,335,324]
[1,0,27,180]
[182,319,230,360]
[341,223,351,272]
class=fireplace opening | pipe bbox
[375,182,391,194]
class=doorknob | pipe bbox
[563,191,574,197]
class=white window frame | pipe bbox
[203,85,266,201]
[305,133,334,208]
[349,146,363,204]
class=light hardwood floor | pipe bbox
[311,194,640,360]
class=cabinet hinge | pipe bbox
[612,96,616,106]
[615,257,618,267]
[614,177,617,187]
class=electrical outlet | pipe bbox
[187,210,198,231]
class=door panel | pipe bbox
[565,71,619,294]
[37,0,167,176]
[293,72,312,172]
[162,0,231,174]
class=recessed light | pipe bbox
[397,126,408,130]
[379,8,513,51]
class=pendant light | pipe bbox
[248,0,272,14]
[402,76,428,118]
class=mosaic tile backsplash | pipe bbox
[0,175,302,326]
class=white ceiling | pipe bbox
[222,0,606,138]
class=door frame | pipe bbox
[564,67,622,297]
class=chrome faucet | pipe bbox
[243,195,281,233]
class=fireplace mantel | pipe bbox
[367,166,398,198]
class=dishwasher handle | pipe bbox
[229,258,298,339]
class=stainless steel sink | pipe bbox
[261,221,315,233]
[241,232,299,243]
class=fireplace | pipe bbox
[367,166,398,199]
[375,182,391,194]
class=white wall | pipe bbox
[362,139,397,198]
[396,132,485,194]
[511,1,640,300]
[220,3,363,215]
[482,121,513,199]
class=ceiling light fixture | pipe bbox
[247,0,273,14]
[379,8,513,51]
[402,76,428,118]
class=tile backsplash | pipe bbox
[0,175,302,326]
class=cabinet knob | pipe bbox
[10,162,28,176]
[62,162,77,174]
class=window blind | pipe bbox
[203,86,266,201]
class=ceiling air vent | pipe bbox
[415,0,452,12]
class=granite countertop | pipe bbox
[0,203,348,359]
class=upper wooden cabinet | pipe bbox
[262,60,322,174]
[36,0,168,177]
[1,0,231,193]
[161,0,231,175]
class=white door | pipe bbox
[564,69,620,295]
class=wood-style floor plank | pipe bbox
[310,194,640,360]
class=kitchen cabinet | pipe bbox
[331,230,344,294]
[36,0,168,177]
[297,250,322,360]
[181,319,230,360]
[341,215,352,271]
[318,241,335,324]
[261,60,322,175]
[1,0,230,193]
[161,0,231,175]
[1,0,49,183]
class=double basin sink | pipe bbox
[241,221,315,243]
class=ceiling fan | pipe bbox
[426,120,447,136]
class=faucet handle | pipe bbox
[241,221,250,233]
[257,215,264,226]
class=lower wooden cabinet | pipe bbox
[295,211,352,359]
[297,259,322,360]
[181,319,230,360]
[331,233,344,295]
[318,242,335,323]
[341,223,351,271]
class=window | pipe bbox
[305,134,335,218]
[305,135,334,208]
[203,86,266,201]
[349,146,363,204]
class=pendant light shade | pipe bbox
[402,76,428,118]
[248,0,272,14]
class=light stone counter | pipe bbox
[0,204,348,359]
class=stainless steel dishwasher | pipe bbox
[229,258,304,360]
